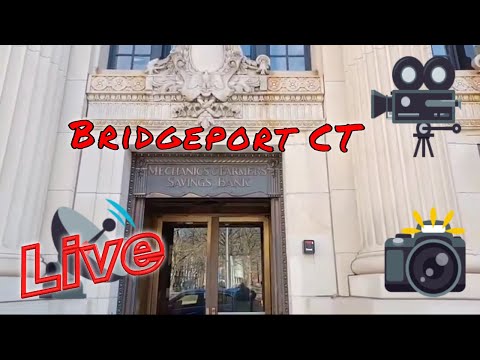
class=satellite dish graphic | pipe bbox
[42,200,135,299]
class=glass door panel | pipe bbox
[217,223,266,314]
[166,225,208,315]
[155,217,210,315]
[156,215,270,315]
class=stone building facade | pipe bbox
[0,45,479,314]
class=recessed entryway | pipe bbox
[117,153,288,314]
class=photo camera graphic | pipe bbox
[371,56,462,157]
[384,208,466,297]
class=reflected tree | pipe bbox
[170,228,207,293]
[168,226,263,299]
[218,227,262,294]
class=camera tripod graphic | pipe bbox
[413,122,461,157]
[371,56,462,158]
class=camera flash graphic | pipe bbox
[401,208,465,235]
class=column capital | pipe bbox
[472,54,480,70]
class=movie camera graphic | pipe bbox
[371,56,462,157]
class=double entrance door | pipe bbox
[150,215,271,315]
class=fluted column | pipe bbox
[0,45,26,172]
[345,45,478,277]
[39,45,104,258]
[472,45,480,69]
[20,46,72,247]
[0,45,71,281]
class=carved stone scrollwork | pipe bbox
[453,73,480,93]
[91,75,146,92]
[452,71,480,131]
[197,115,216,130]
[145,45,271,119]
[172,97,242,119]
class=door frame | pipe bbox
[150,215,271,315]
[116,152,289,314]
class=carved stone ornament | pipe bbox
[145,45,271,120]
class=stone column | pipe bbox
[345,45,480,296]
[472,45,480,69]
[281,47,337,312]
[0,46,71,300]
[320,45,362,296]
[36,45,127,313]
[39,45,102,257]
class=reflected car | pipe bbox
[167,288,261,315]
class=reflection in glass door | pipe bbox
[217,224,265,313]
[166,225,208,315]
[155,216,270,315]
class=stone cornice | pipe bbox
[86,52,325,130]
[454,72,480,104]
[87,71,324,99]
[86,92,324,103]
[90,119,326,131]
[453,70,480,132]
[85,64,479,132]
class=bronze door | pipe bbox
[154,215,271,315]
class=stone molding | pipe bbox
[88,73,323,97]
[86,45,324,130]
[453,70,480,131]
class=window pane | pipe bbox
[167,227,207,315]
[270,57,287,70]
[132,56,150,70]
[117,45,133,54]
[288,45,304,56]
[218,226,264,313]
[432,45,447,56]
[464,45,476,59]
[288,57,306,71]
[270,45,286,56]
[115,56,132,69]
[241,45,251,57]
[180,294,198,306]
[134,45,151,55]
[162,45,172,58]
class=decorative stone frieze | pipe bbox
[453,70,480,131]
[86,45,325,131]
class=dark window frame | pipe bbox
[107,45,172,70]
[108,45,312,71]
[242,45,312,71]
[432,45,476,70]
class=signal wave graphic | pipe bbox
[106,199,136,229]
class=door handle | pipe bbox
[206,307,217,315]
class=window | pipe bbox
[108,45,312,71]
[108,45,172,70]
[240,45,252,59]
[218,292,233,305]
[241,45,311,71]
[431,45,478,70]
[177,294,199,306]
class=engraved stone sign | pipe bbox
[145,163,271,198]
